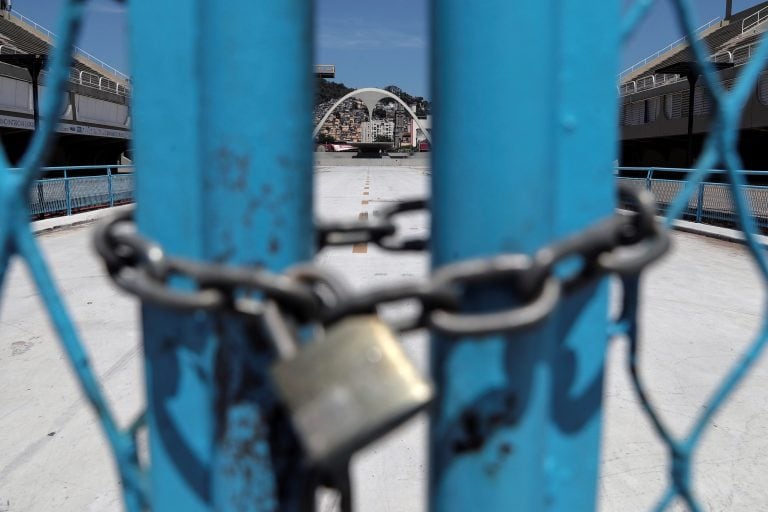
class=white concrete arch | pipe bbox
[313,87,432,145]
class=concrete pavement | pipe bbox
[1,164,767,510]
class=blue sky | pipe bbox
[16,0,768,98]
[315,0,428,96]
[18,0,129,72]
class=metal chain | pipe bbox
[317,199,429,251]
[95,183,668,338]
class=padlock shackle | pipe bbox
[260,300,300,360]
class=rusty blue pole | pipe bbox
[430,0,619,509]
[128,1,313,509]
[696,182,705,223]
[107,167,114,207]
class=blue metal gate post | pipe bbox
[107,167,114,207]
[129,1,313,509]
[64,172,72,216]
[696,182,705,223]
[430,1,618,510]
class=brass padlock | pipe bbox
[267,310,433,469]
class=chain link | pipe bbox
[317,199,429,251]
[95,184,669,337]
[94,210,326,320]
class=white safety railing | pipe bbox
[8,10,130,83]
[620,40,761,98]
[620,73,687,96]
[636,73,685,93]
[636,75,655,91]
[619,81,636,96]
[0,43,21,55]
[0,42,128,96]
[618,16,721,81]
[731,41,759,65]
[69,68,127,96]
[712,49,733,63]
[709,40,760,67]
[7,10,55,41]
[742,5,768,34]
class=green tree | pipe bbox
[374,135,393,142]
[315,79,354,105]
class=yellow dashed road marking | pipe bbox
[354,212,369,253]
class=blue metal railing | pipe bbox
[22,165,134,218]
[618,166,768,230]
[30,163,768,236]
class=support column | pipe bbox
[686,73,698,167]
[430,0,619,510]
[30,57,41,130]
[128,1,313,509]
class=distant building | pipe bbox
[404,115,431,149]
[361,120,394,143]
[314,97,364,142]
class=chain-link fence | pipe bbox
[616,1,768,509]
[1,0,768,511]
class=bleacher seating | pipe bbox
[0,17,47,54]
[0,15,126,95]
[623,1,768,90]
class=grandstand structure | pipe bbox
[620,1,768,169]
[0,10,130,166]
